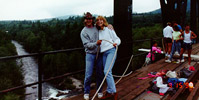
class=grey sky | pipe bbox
[0,0,160,20]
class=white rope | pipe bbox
[91,38,165,99]
[91,39,118,100]
[115,54,133,85]
[91,39,134,100]
[112,71,132,78]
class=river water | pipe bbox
[12,40,82,100]
[11,40,71,100]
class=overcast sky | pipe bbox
[0,0,160,20]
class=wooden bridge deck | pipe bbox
[64,44,199,100]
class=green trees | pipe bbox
[0,17,85,89]
[0,14,164,90]
[0,30,24,100]
[132,24,164,70]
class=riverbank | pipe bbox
[12,40,83,100]
[0,31,24,100]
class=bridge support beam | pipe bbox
[114,0,133,74]
[160,0,187,27]
[191,0,198,43]
[191,0,197,33]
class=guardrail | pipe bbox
[0,37,162,100]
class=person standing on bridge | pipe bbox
[163,22,173,58]
[173,21,183,32]
[179,24,197,68]
[96,16,121,100]
[165,25,182,63]
[80,12,104,100]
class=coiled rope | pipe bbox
[91,39,134,100]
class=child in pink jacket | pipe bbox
[145,41,162,65]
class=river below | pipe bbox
[12,40,74,100]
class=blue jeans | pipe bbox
[169,40,181,60]
[102,48,117,93]
[84,53,103,94]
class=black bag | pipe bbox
[180,68,193,78]
[149,81,159,94]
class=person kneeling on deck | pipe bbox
[96,16,121,100]
[179,24,197,68]
[80,12,104,100]
[145,41,162,66]
[165,25,182,63]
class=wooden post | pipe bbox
[114,0,132,74]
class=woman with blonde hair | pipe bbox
[96,16,121,100]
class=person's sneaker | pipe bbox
[174,52,180,56]
[176,60,180,64]
[98,93,103,99]
[165,59,171,63]
[181,59,185,62]
[84,94,89,100]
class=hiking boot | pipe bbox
[98,93,103,99]
[84,94,89,100]
[100,92,118,100]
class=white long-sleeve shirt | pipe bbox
[99,27,121,53]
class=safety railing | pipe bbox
[0,48,85,100]
[0,37,163,100]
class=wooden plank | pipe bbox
[121,46,199,100]
[117,78,152,99]
[64,44,199,100]
[116,60,169,91]
[187,81,199,100]
[117,58,176,85]
[170,64,199,100]
[119,61,184,100]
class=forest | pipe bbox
[0,30,24,100]
[0,13,164,99]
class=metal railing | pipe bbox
[0,48,84,100]
[0,37,162,100]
